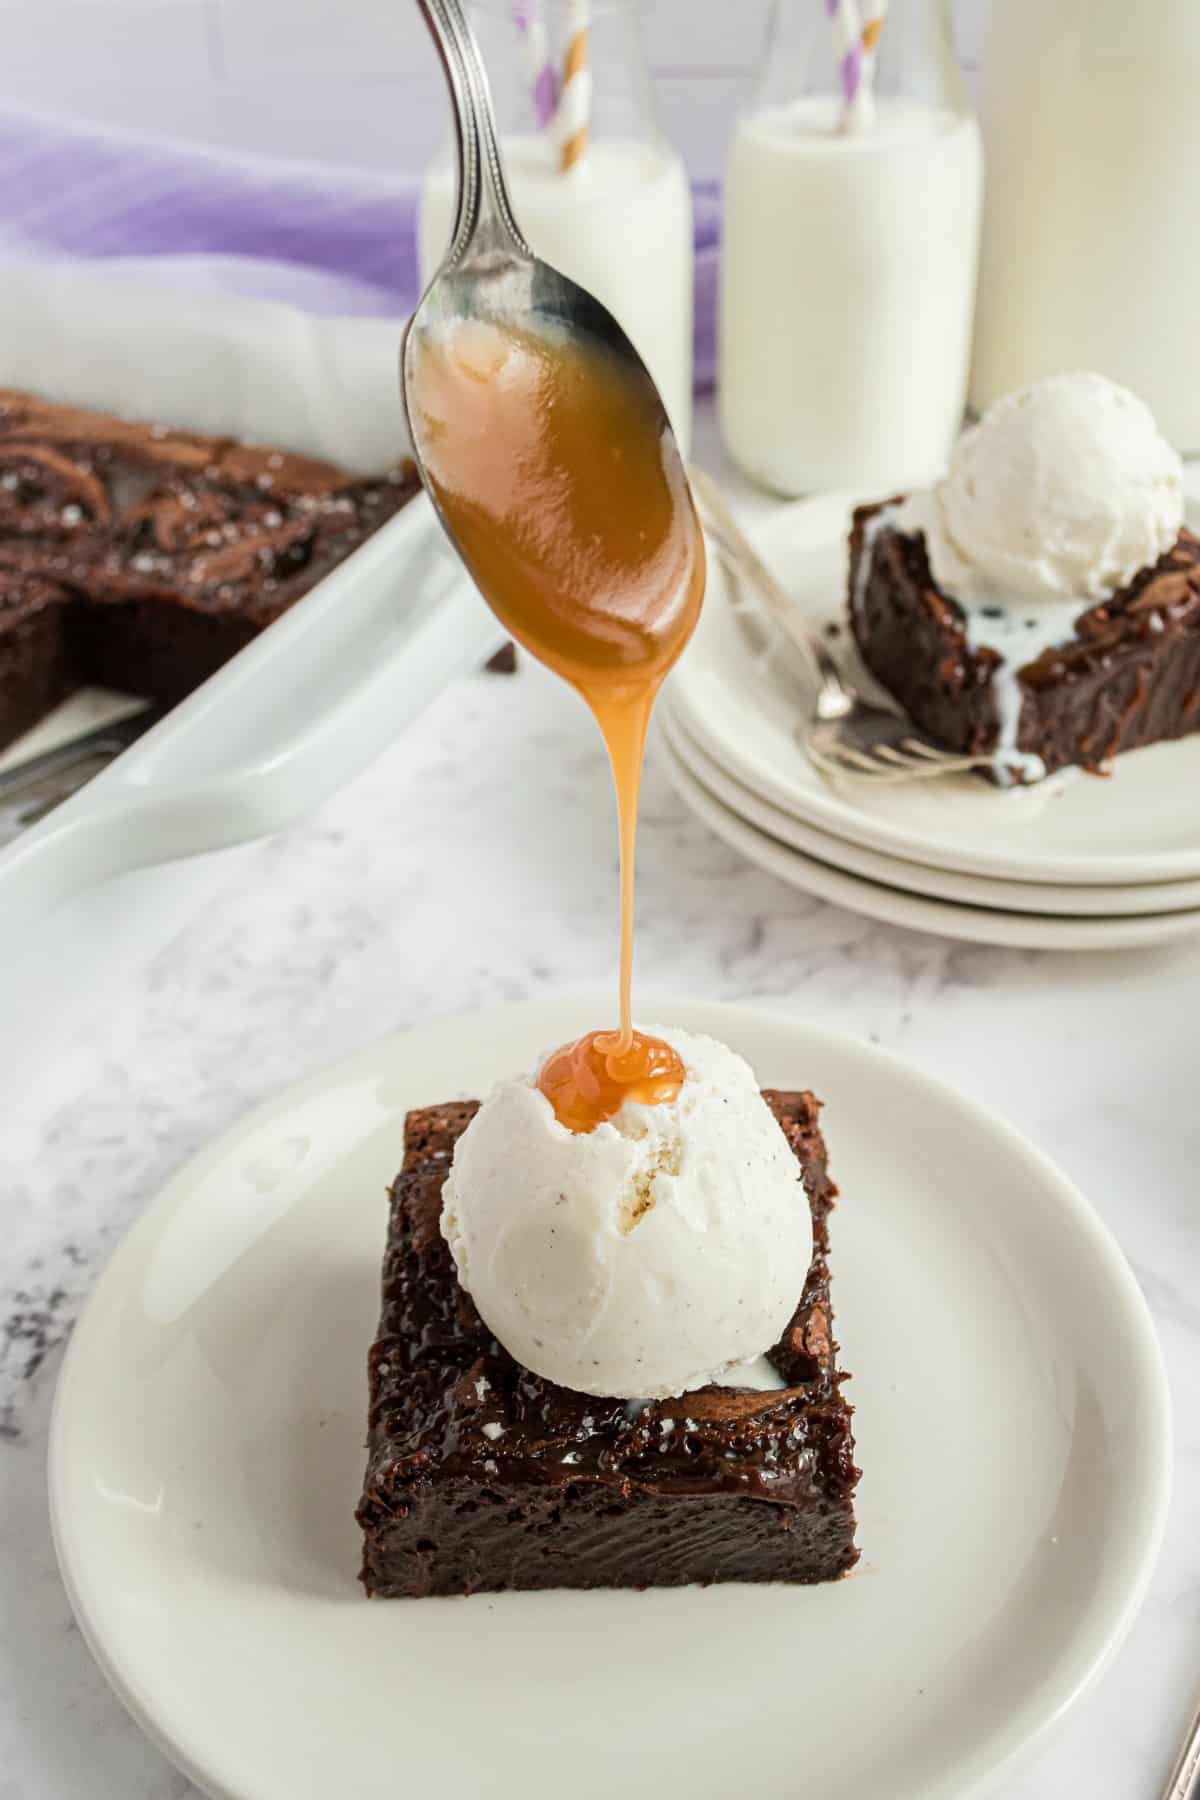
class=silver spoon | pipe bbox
[402,0,686,539]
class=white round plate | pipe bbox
[662,702,1200,919]
[51,997,1170,1800]
[658,728,1200,951]
[670,494,1200,886]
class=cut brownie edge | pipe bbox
[849,501,1200,780]
[0,569,76,747]
[357,1091,859,1598]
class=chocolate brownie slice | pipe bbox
[357,1093,859,1597]
[849,501,1200,780]
[0,391,421,751]
[0,568,75,748]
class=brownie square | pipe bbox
[357,1093,860,1598]
[849,501,1200,780]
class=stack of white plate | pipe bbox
[662,495,1200,951]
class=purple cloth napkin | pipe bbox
[0,107,720,392]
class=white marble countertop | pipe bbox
[1,407,1198,1800]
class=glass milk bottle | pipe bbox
[719,0,982,495]
[418,0,694,451]
[970,0,1200,451]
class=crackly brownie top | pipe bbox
[858,499,1200,689]
[364,1094,857,1508]
[0,389,419,624]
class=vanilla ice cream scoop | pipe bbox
[911,372,1183,606]
[440,1028,812,1400]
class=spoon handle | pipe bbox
[415,0,531,267]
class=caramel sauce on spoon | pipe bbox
[409,317,704,1131]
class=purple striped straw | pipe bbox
[512,1,560,131]
[825,0,866,123]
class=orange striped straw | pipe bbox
[836,0,889,131]
[858,0,889,118]
[558,0,591,172]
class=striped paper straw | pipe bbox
[826,0,864,125]
[826,0,887,132]
[855,0,890,126]
[557,0,592,172]
[512,1,559,131]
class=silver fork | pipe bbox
[1163,1691,1200,1800]
[689,468,994,784]
[0,705,161,846]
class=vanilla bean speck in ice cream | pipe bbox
[440,1028,812,1401]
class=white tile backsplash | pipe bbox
[0,0,991,173]
[0,0,211,82]
[214,0,429,79]
[641,0,772,74]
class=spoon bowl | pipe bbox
[401,0,681,539]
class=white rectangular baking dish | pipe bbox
[0,262,502,1107]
